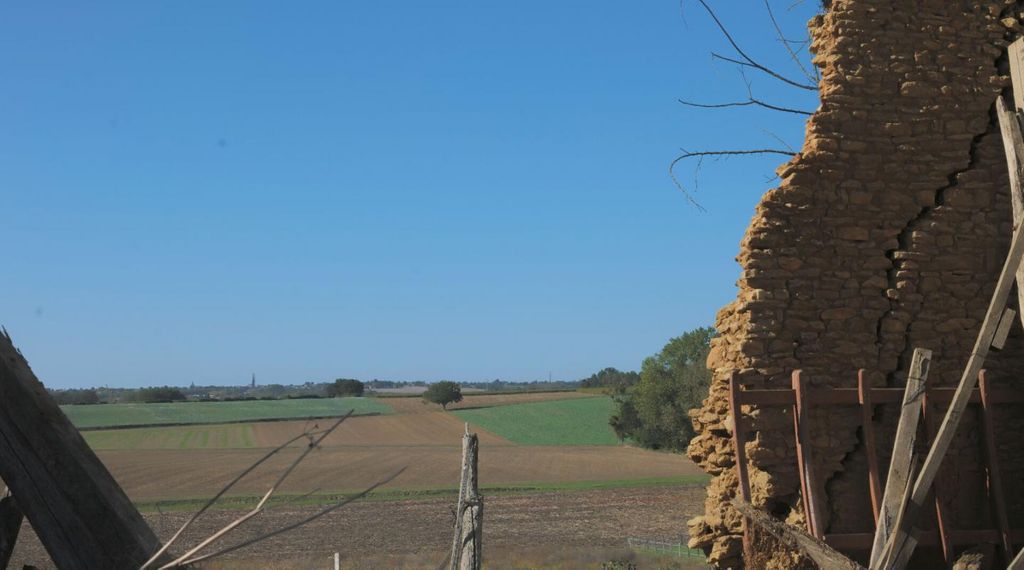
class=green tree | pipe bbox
[422,381,463,410]
[327,378,364,397]
[611,326,715,451]
[580,367,640,393]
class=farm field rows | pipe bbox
[61,397,392,429]
[10,485,709,569]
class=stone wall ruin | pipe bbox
[686,1,1024,567]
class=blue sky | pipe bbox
[1,2,820,388]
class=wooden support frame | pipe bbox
[979,371,1014,565]
[920,390,953,567]
[858,370,882,526]
[726,372,754,561]
[792,370,826,537]
[727,367,1022,567]
[0,331,164,569]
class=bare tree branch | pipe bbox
[765,0,819,83]
[156,414,352,570]
[669,149,795,211]
[174,468,407,568]
[696,0,817,91]
[678,97,812,116]
[141,412,354,570]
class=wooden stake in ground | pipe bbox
[868,348,931,568]
[729,499,864,570]
[0,329,165,569]
[450,425,483,570]
[876,216,1024,568]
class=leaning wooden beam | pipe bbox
[995,96,1024,328]
[878,218,1024,569]
[1010,545,1024,570]
[0,491,23,569]
[730,498,865,570]
[792,370,826,537]
[0,330,164,568]
[868,348,931,569]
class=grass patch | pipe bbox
[61,398,393,429]
[451,396,619,445]
[134,475,710,512]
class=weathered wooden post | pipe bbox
[0,487,23,568]
[450,424,482,570]
[0,330,164,568]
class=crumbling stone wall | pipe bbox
[686,1,1024,568]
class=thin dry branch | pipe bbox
[156,414,352,570]
[765,0,819,83]
[669,149,794,210]
[174,468,407,568]
[678,97,812,116]
[696,0,816,91]
[141,413,354,570]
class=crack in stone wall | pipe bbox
[685,1,1024,568]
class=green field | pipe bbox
[82,423,257,450]
[61,397,393,429]
[452,396,619,445]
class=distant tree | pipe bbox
[580,367,640,393]
[50,389,101,405]
[131,387,187,403]
[326,378,364,398]
[611,326,716,451]
[422,381,463,410]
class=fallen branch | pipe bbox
[142,413,354,570]
[174,468,406,568]
[156,414,353,569]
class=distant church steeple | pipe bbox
[251,373,256,388]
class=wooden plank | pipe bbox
[996,95,1024,332]
[991,308,1016,350]
[792,371,826,538]
[737,386,1021,407]
[0,494,22,569]
[1008,40,1024,113]
[727,372,754,561]
[858,370,883,526]
[0,330,164,569]
[869,347,931,569]
[1010,546,1024,570]
[828,529,1024,551]
[878,218,1024,569]
[731,499,865,570]
[978,371,1013,564]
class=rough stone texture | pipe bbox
[686,1,1024,568]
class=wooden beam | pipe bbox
[978,371,1013,565]
[879,218,1024,569]
[869,348,931,569]
[727,371,754,561]
[792,370,826,537]
[0,494,22,569]
[730,499,865,570]
[735,386,1022,407]
[996,95,1024,331]
[0,330,164,569]
[858,370,882,526]
[1008,39,1024,113]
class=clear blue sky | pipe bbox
[1,2,820,388]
